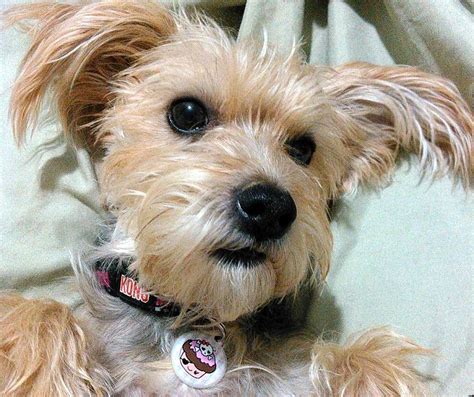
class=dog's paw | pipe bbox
[310,327,433,397]
[0,293,110,396]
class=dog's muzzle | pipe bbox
[235,182,297,242]
[212,247,267,268]
[210,183,296,268]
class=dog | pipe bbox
[1,1,472,396]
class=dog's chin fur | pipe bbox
[1,1,473,395]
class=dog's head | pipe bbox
[7,1,472,321]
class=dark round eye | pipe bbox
[285,135,316,166]
[181,358,189,365]
[167,98,209,135]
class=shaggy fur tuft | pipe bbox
[0,294,110,396]
[311,327,432,396]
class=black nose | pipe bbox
[235,183,297,242]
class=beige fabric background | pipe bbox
[1,0,472,395]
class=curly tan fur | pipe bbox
[0,294,110,396]
[1,1,472,395]
[311,327,432,396]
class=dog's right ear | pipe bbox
[4,1,176,149]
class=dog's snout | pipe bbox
[235,183,297,241]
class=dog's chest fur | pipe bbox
[74,231,311,396]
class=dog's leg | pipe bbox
[309,327,432,396]
[160,326,430,396]
[0,293,110,396]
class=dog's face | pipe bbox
[8,2,472,321]
[99,31,338,321]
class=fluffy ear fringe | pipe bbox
[322,62,473,192]
[3,1,176,148]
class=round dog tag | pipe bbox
[171,332,227,389]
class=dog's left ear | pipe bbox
[320,62,473,193]
[5,1,176,149]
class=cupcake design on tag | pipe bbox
[171,332,227,389]
[180,339,216,378]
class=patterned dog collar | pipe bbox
[95,258,180,317]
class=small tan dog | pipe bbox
[1,2,472,396]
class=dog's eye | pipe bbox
[167,98,209,135]
[285,135,316,166]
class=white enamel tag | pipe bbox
[171,332,227,389]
